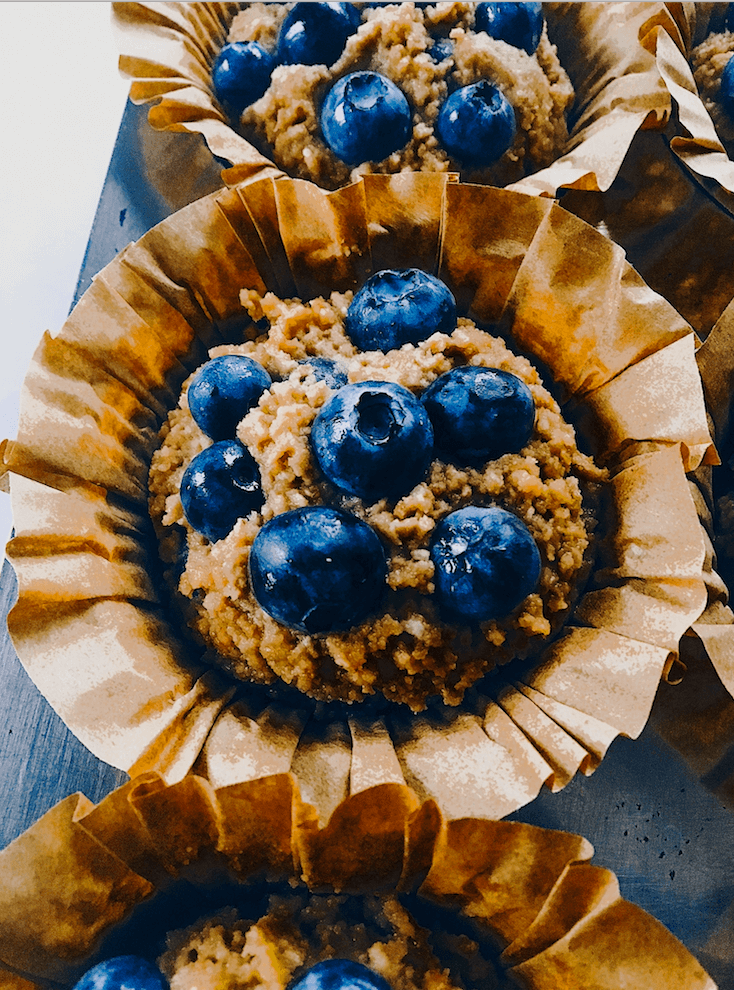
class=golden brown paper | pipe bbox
[697,296,734,444]
[510,2,682,196]
[0,774,716,990]
[0,793,153,984]
[685,292,734,713]
[3,175,713,825]
[510,892,715,989]
[587,0,726,311]
[112,2,681,198]
[653,7,734,208]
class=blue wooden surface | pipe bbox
[2,98,734,987]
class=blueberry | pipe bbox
[475,2,544,54]
[430,505,541,623]
[278,2,361,67]
[311,381,434,501]
[429,38,454,63]
[290,960,392,990]
[73,956,167,990]
[180,440,263,542]
[436,81,516,167]
[321,71,412,166]
[249,506,387,633]
[298,356,349,389]
[211,41,276,115]
[721,56,734,117]
[188,355,271,441]
[345,269,456,351]
[422,366,534,466]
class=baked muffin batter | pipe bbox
[149,285,603,712]
[158,893,508,990]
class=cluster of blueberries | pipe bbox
[74,952,390,990]
[177,269,541,636]
[212,1,543,168]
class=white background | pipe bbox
[0,2,130,555]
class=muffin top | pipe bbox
[149,271,604,712]
[212,2,573,189]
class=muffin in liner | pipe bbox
[111,2,679,196]
[1,173,714,822]
[0,771,717,989]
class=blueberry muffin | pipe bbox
[148,270,603,712]
[212,2,573,189]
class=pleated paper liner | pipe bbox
[112,3,678,196]
[558,2,734,337]
[646,293,734,810]
[1,173,715,823]
[0,772,717,990]
[659,1,734,207]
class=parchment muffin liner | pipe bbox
[111,2,681,197]
[556,3,734,338]
[665,295,734,772]
[588,4,734,754]
[655,2,734,210]
[1,173,714,822]
[0,772,717,989]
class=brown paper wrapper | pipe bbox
[554,3,734,338]
[0,774,716,989]
[676,292,734,744]
[649,4,734,212]
[112,2,680,196]
[2,174,713,823]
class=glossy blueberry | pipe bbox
[180,440,263,542]
[436,80,516,167]
[345,269,456,351]
[298,356,349,389]
[290,960,393,990]
[211,41,276,115]
[73,956,167,990]
[422,365,534,467]
[721,56,734,117]
[311,381,434,501]
[188,355,271,441]
[430,505,541,623]
[475,2,543,54]
[249,506,387,633]
[321,71,411,166]
[278,2,361,67]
